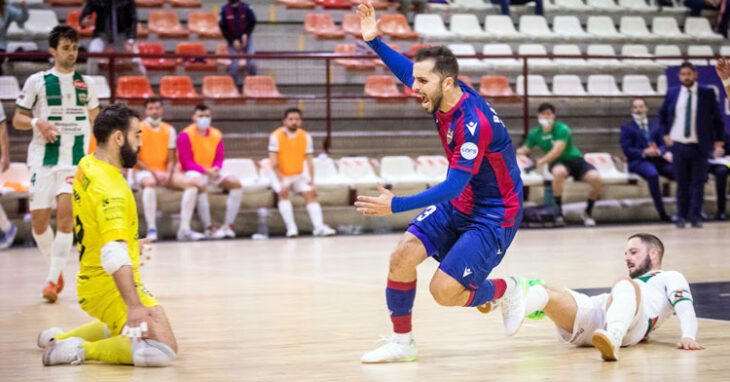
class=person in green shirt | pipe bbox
[516,103,602,226]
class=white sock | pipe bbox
[142,187,157,231]
[197,193,212,228]
[525,284,549,315]
[225,188,243,226]
[179,187,198,231]
[32,227,54,265]
[277,200,297,232]
[392,332,412,345]
[0,206,10,232]
[46,231,73,283]
[306,202,324,231]
[605,280,637,339]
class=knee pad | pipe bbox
[132,339,176,367]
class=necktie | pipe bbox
[642,121,650,141]
[684,91,692,138]
[111,0,118,44]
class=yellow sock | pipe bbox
[82,335,133,365]
[55,320,109,342]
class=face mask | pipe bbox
[538,118,553,128]
[120,137,139,169]
[196,117,211,130]
[146,116,162,127]
[631,113,645,121]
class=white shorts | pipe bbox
[29,166,76,211]
[558,288,649,347]
[184,170,231,189]
[271,173,312,194]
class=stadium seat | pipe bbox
[414,14,455,41]
[159,76,200,104]
[379,14,419,40]
[138,43,176,71]
[334,44,376,71]
[116,76,156,101]
[516,156,544,187]
[380,156,429,193]
[312,155,350,190]
[657,74,667,95]
[621,44,660,69]
[618,0,653,12]
[415,155,448,186]
[5,41,38,53]
[364,75,408,103]
[0,76,20,100]
[458,75,473,88]
[136,0,165,8]
[654,45,683,67]
[518,44,556,70]
[408,43,432,57]
[587,74,622,96]
[552,16,591,42]
[586,44,623,70]
[553,44,588,69]
[479,75,516,99]
[317,0,352,9]
[8,10,57,38]
[449,14,490,41]
[88,75,111,99]
[721,46,730,57]
[484,15,523,41]
[189,12,222,38]
[350,0,392,10]
[584,153,633,184]
[149,11,189,38]
[342,13,362,36]
[552,0,592,11]
[176,42,216,71]
[304,13,346,40]
[222,159,269,192]
[66,10,95,38]
[586,16,624,41]
[169,0,203,7]
[482,44,521,71]
[621,75,656,95]
[516,75,552,95]
[243,76,287,104]
[587,0,622,11]
[518,15,558,41]
[687,45,713,66]
[651,17,687,42]
[619,16,658,42]
[337,156,382,191]
[452,0,493,11]
[684,17,724,41]
[49,0,83,5]
[448,44,489,72]
[552,75,587,96]
[276,0,316,9]
[213,43,237,69]
[203,76,243,104]
[0,163,31,196]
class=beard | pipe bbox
[286,125,298,133]
[120,138,139,169]
[681,79,695,87]
[629,255,652,278]
[422,91,443,114]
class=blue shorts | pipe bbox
[407,202,519,290]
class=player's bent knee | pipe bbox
[132,339,176,367]
[390,235,426,269]
[429,278,462,306]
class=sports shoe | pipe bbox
[592,328,622,361]
[37,327,64,349]
[313,225,336,237]
[286,228,299,238]
[42,281,59,303]
[205,226,224,239]
[146,228,158,242]
[582,212,596,227]
[361,336,418,364]
[176,229,205,241]
[43,337,85,366]
[211,226,228,239]
[499,276,529,336]
[0,222,17,249]
[525,279,547,320]
[220,224,236,238]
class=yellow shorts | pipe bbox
[77,274,159,336]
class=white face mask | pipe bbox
[196,117,211,130]
[146,116,162,126]
[632,113,645,121]
[538,118,553,128]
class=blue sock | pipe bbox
[465,278,507,307]
[386,279,417,333]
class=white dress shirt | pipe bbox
[669,82,698,144]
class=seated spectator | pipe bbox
[219,0,257,84]
[620,98,674,222]
[492,0,544,16]
[707,130,728,220]
[177,104,243,239]
[517,103,602,226]
[0,0,29,75]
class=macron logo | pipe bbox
[466,121,477,136]
[463,268,473,278]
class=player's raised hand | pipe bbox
[355,183,394,216]
[716,57,730,82]
[677,337,705,350]
[357,2,379,41]
[37,120,60,143]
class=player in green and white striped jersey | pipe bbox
[12,25,99,303]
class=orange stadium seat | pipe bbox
[169,0,202,8]
[116,76,156,103]
[135,0,164,7]
[149,11,188,38]
[243,76,286,104]
[138,42,175,71]
[203,76,244,104]
[176,42,216,71]
[276,0,316,9]
[189,12,222,38]
[479,75,517,101]
[50,0,83,5]
[342,14,361,37]
[350,0,393,10]
[408,43,432,57]
[334,44,375,71]
[458,75,473,88]
[66,11,95,38]
[137,24,150,39]
[316,0,352,9]
[304,13,345,40]
[160,76,200,104]
[365,75,408,103]
[378,14,419,40]
[215,43,232,68]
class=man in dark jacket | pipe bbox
[219,0,256,82]
[80,0,143,75]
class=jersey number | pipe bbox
[416,205,437,222]
[74,215,86,260]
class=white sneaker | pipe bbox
[361,336,418,364]
[211,226,228,239]
[146,228,158,242]
[313,225,336,237]
[592,329,622,361]
[286,228,299,238]
[221,225,236,238]
[177,229,205,241]
[43,337,85,366]
[499,276,529,337]
[582,212,596,227]
[37,327,63,349]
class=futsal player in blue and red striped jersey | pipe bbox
[354,3,528,363]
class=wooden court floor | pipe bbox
[1,223,729,381]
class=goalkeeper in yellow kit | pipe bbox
[37,104,178,367]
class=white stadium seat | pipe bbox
[553,0,592,11]
[586,44,623,70]
[7,10,58,39]
[482,44,522,71]
[337,156,382,190]
[652,17,688,42]
[516,156,544,187]
[0,76,21,100]
[588,0,622,11]
[519,44,556,70]
[684,17,723,41]
[619,16,658,41]
[416,155,449,186]
[587,75,623,96]
[587,16,624,41]
[553,44,588,69]
[621,44,661,69]
[584,153,633,184]
[519,15,558,41]
[450,14,490,41]
[223,159,270,192]
[312,156,350,190]
[5,41,38,53]
[452,0,493,11]
[618,0,653,12]
[87,75,111,100]
[657,74,667,95]
[448,44,489,72]
[552,16,591,41]
[414,14,455,41]
[622,75,656,95]
[687,45,713,66]
[552,75,587,96]
[516,75,552,95]
[654,45,683,67]
[485,15,523,41]
[380,156,429,193]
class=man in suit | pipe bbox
[659,62,726,228]
[621,98,674,222]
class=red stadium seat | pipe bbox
[149,11,189,38]
[189,12,223,38]
[408,43,432,57]
[169,0,203,8]
[66,10,95,38]
[116,76,156,104]
[276,0,316,9]
[378,14,418,40]
[203,76,244,104]
[176,42,216,71]
[50,0,83,5]
[215,43,232,68]
[135,0,164,8]
[138,43,175,71]
[160,76,200,105]
[365,75,408,103]
[342,14,361,37]
[304,13,345,40]
[243,76,286,104]
[316,0,352,9]
[334,44,375,71]
[479,75,518,101]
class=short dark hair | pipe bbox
[628,233,665,261]
[49,25,79,50]
[94,104,140,144]
[414,46,459,81]
[283,107,302,119]
[632,97,647,107]
[194,104,209,113]
[537,103,555,114]
[144,97,162,107]
[680,61,697,72]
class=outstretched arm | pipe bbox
[358,3,414,87]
